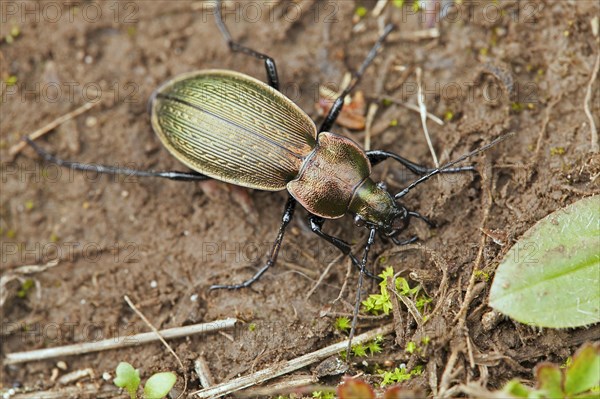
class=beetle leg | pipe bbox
[210,196,296,290]
[319,24,394,133]
[215,0,279,90]
[24,138,210,182]
[308,216,381,281]
[390,235,418,246]
[366,150,475,174]
[347,227,377,359]
[408,210,435,227]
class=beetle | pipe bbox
[25,1,505,293]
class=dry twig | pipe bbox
[584,51,600,152]
[4,318,237,365]
[192,324,394,398]
[387,276,405,346]
[305,254,344,300]
[194,356,215,388]
[8,102,99,160]
[124,295,188,398]
[416,67,440,167]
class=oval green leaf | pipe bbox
[113,362,140,399]
[489,196,600,328]
[143,372,177,399]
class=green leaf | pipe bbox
[489,196,600,328]
[143,372,177,399]
[564,342,600,395]
[535,363,563,398]
[502,380,531,397]
[114,362,140,399]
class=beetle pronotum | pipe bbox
[25,0,509,351]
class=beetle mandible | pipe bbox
[25,1,503,291]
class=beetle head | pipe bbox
[349,178,410,235]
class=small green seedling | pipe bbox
[340,336,383,360]
[362,267,430,315]
[312,390,335,399]
[334,317,351,333]
[490,196,600,328]
[114,362,176,399]
[501,342,599,398]
[380,365,423,387]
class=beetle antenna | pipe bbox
[347,227,377,361]
[394,132,514,199]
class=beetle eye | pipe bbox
[354,215,366,227]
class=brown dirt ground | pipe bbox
[1,0,599,398]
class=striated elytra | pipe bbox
[150,69,400,230]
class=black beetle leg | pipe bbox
[408,210,435,227]
[390,235,418,246]
[366,150,475,174]
[309,216,381,281]
[319,24,394,133]
[210,196,296,290]
[24,138,210,182]
[215,0,279,90]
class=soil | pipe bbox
[1,0,599,398]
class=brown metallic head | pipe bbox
[349,179,408,235]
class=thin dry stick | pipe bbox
[455,158,493,329]
[438,346,461,398]
[305,254,344,300]
[239,375,317,398]
[387,276,405,346]
[372,0,389,17]
[528,94,563,179]
[389,28,440,41]
[584,51,600,152]
[364,102,379,151]
[333,257,354,304]
[320,311,388,320]
[192,324,395,399]
[453,160,493,372]
[364,54,394,150]
[194,356,215,388]
[390,283,423,327]
[416,67,440,167]
[8,101,99,160]
[124,295,188,398]
[380,98,444,125]
[4,318,237,365]
[10,384,120,399]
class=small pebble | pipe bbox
[102,372,111,381]
[482,310,502,332]
[190,294,199,302]
[121,190,129,198]
[56,361,68,370]
[150,280,158,288]
[85,116,97,127]
[84,55,93,64]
